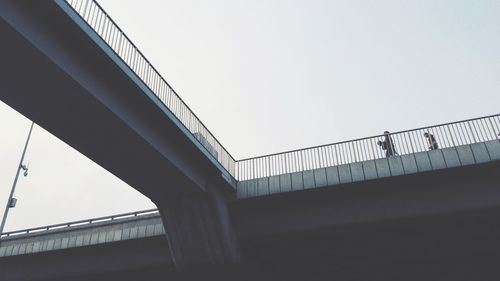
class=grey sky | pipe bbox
[1,0,499,231]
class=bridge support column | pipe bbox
[156,183,240,270]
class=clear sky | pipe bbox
[0,0,499,231]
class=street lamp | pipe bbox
[0,122,34,236]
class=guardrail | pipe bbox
[64,0,236,178]
[0,208,159,239]
[236,114,500,180]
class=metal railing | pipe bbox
[62,1,500,183]
[64,0,236,178]
[0,208,159,239]
[236,114,500,180]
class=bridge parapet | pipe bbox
[0,209,164,258]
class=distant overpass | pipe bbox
[0,210,173,281]
[1,209,165,258]
[1,0,500,280]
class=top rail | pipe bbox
[0,208,160,239]
[64,0,237,178]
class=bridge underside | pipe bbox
[3,207,500,281]
[231,160,500,281]
[242,206,500,281]
[1,161,499,280]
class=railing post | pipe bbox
[467,121,477,143]
[267,156,271,178]
[350,141,357,162]
[447,126,456,147]
[316,148,322,169]
[488,118,499,139]
[282,154,290,173]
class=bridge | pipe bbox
[0,0,499,280]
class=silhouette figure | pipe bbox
[424,132,439,150]
[377,131,397,157]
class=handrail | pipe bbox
[64,0,237,179]
[0,208,159,239]
[239,113,500,162]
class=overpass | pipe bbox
[0,0,500,280]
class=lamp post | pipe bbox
[0,122,34,236]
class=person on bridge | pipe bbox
[424,132,439,150]
[377,131,397,157]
